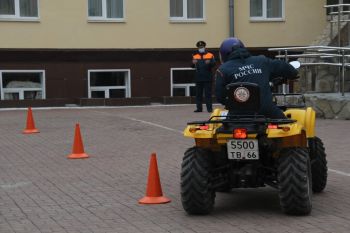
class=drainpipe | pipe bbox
[229,0,234,37]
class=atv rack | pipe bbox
[187,115,296,125]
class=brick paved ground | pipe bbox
[0,105,350,233]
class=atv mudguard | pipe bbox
[284,107,315,138]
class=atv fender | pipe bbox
[184,126,215,138]
[183,108,224,139]
[267,122,304,138]
[284,107,315,138]
[277,130,308,148]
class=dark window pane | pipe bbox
[24,90,40,99]
[4,93,19,100]
[170,0,183,17]
[0,0,15,15]
[90,72,126,86]
[173,88,186,96]
[2,72,42,88]
[20,0,38,17]
[91,91,105,98]
[110,89,125,98]
[107,0,123,18]
[187,0,203,18]
[267,0,282,18]
[250,0,262,17]
[173,70,195,83]
[89,0,102,16]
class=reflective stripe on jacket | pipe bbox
[192,51,216,82]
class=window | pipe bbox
[170,0,204,21]
[0,0,39,20]
[88,0,124,21]
[250,0,284,21]
[171,68,196,96]
[0,71,45,100]
[88,70,130,98]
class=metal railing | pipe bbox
[268,46,350,96]
[267,3,350,96]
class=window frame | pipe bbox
[87,69,131,98]
[0,70,46,100]
[0,0,40,21]
[169,0,206,23]
[250,0,285,22]
[170,67,196,97]
[87,0,125,22]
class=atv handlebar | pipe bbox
[270,60,301,87]
[270,76,300,88]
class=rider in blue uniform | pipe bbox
[215,37,299,119]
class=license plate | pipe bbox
[227,139,259,160]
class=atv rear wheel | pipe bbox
[309,137,328,193]
[181,147,215,215]
[278,147,312,215]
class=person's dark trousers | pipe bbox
[261,105,287,119]
[195,82,213,112]
[268,106,287,119]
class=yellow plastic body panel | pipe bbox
[183,126,214,138]
[284,107,315,138]
[183,108,224,139]
[266,123,303,138]
[183,107,315,147]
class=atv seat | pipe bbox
[225,82,260,115]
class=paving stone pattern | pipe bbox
[1,105,350,233]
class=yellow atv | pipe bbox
[181,81,327,215]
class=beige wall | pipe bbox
[0,0,328,49]
[0,0,229,49]
[234,0,328,47]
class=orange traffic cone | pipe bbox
[139,153,171,204]
[23,107,39,134]
[67,123,89,159]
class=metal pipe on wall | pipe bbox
[341,49,346,96]
[338,0,343,47]
[229,0,234,37]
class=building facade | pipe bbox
[0,0,327,107]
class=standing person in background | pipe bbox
[192,40,216,112]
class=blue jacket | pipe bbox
[192,51,216,82]
[215,48,298,116]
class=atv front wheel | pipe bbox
[309,137,328,192]
[181,147,215,215]
[278,147,312,215]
